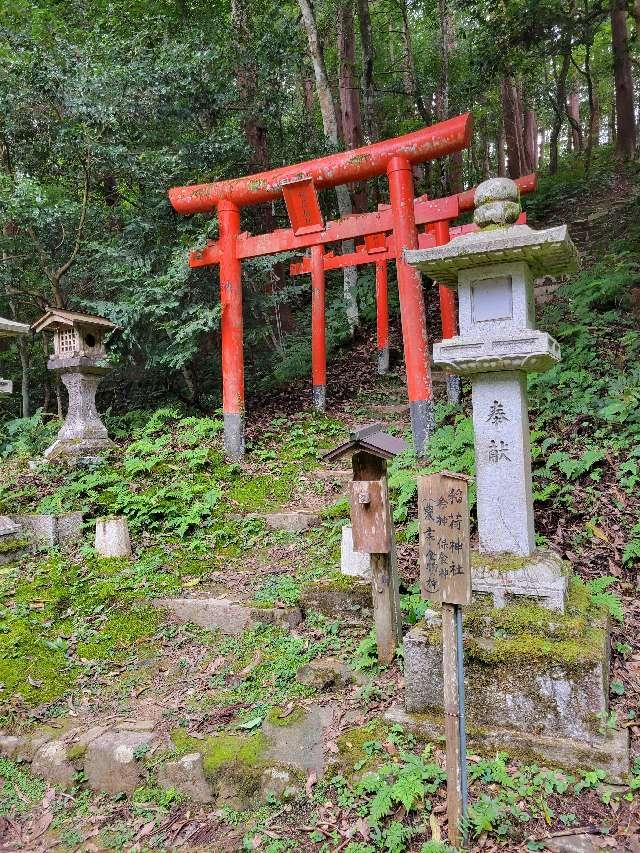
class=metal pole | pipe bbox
[218,199,245,460]
[310,244,326,412]
[454,602,469,843]
[387,155,434,455]
[375,260,390,374]
[433,219,461,405]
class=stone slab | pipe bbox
[263,703,335,776]
[340,525,372,580]
[9,512,84,547]
[84,730,155,794]
[31,740,76,788]
[472,550,568,612]
[403,620,609,742]
[95,516,132,557]
[384,705,629,783]
[259,511,320,533]
[155,596,302,634]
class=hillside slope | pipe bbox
[0,161,639,852]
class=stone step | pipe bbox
[0,701,338,804]
[257,510,320,533]
[154,595,302,634]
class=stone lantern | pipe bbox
[407,178,577,558]
[387,179,630,781]
[32,308,117,462]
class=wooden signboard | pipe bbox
[417,472,471,606]
[350,478,393,554]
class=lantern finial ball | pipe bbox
[473,177,522,229]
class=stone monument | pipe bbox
[32,308,117,463]
[384,178,630,780]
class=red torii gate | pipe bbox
[289,175,536,407]
[169,115,472,459]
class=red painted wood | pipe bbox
[218,200,244,415]
[387,155,431,405]
[169,114,472,213]
[310,245,326,390]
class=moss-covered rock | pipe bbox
[299,576,372,617]
[170,727,269,807]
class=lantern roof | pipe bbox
[32,308,118,335]
[0,316,29,338]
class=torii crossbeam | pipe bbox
[169,115,473,459]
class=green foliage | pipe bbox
[0,410,59,459]
[0,758,46,815]
[587,576,624,623]
[387,406,475,531]
[252,574,302,608]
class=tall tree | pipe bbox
[355,0,378,142]
[610,0,636,159]
[337,0,367,211]
[297,0,359,333]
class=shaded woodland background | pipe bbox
[1,0,639,417]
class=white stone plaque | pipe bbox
[471,276,513,324]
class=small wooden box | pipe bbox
[350,478,392,554]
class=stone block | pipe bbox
[95,516,132,557]
[157,752,213,803]
[341,525,372,580]
[155,596,302,634]
[400,593,630,780]
[31,740,76,788]
[263,703,335,776]
[299,578,372,618]
[404,620,608,741]
[0,516,21,538]
[9,512,84,547]
[259,767,299,800]
[84,730,155,794]
[384,705,629,783]
[472,550,568,612]
[260,511,319,533]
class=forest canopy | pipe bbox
[0,0,637,415]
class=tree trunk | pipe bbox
[549,46,571,175]
[497,123,506,176]
[297,0,359,333]
[501,76,528,177]
[567,80,583,153]
[398,0,429,123]
[584,43,600,171]
[355,0,378,142]
[338,0,367,211]
[524,109,538,171]
[610,0,637,159]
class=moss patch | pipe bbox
[265,706,306,727]
[227,470,295,512]
[170,727,269,802]
[76,605,161,661]
[334,719,390,776]
[0,536,29,555]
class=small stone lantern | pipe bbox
[32,308,117,462]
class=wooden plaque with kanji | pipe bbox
[417,472,471,605]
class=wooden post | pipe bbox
[417,471,471,846]
[351,450,402,664]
